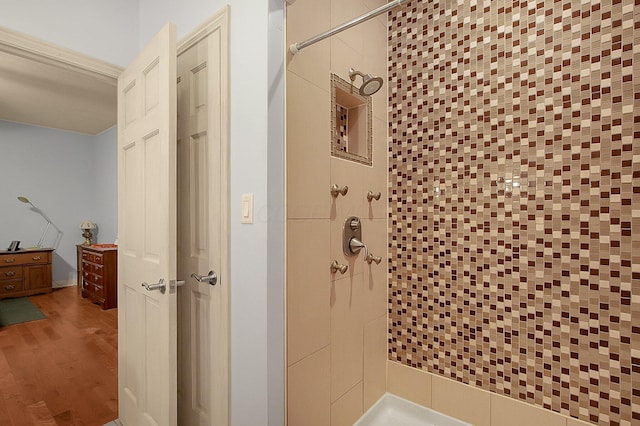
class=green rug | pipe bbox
[0,297,47,326]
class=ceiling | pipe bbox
[0,27,122,135]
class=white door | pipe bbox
[117,23,178,426]
[176,10,229,425]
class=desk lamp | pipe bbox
[17,196,53,248]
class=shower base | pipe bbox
[354,393,470,426]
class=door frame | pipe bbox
[176,7,230,425]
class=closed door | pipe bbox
[176,9,230,425]
[117,23,178,425]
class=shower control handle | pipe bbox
[349,237,365,255]
[330,260,348,274]
[331,184,349,197]
[343,216,363,256]
[367,191,381,202]
[365,253,382,265]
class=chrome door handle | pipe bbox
[190,270,217,286]
[142,278,166,294]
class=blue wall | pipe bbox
[92,127,118,245]
[0,120,117,284]
[0,0,138,67]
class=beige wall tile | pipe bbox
[330,0,366,54]
[287,72,331,219]
[330,37,364,84]
[331,272,364,401]
[363,0,389,27]
[286,0,331,91]
[288,346,331,426]
[363,117,387,220]
[362,19,387,123]
[566,417,592,426]
[330,155,365,221]
[286,0,389,422]
[491,394,567,426]
[329,156,366,277]
[331,382,364,426]
[363,0,386,8]
[387,360,431,408]
[287,219,331,365]
[363,315,387,411]
[362,218,387,323]
[431,375,491,426]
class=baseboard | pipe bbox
[52,279,76,289]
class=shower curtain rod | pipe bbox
[289,0,408,55]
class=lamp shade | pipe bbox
[79,220,96,230]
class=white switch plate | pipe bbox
[241,193,254,224]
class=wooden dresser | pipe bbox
[78,244,118,310]
[0,248,54,299]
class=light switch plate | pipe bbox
[241,193,254,224]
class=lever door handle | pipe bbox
[190,270,218,286]
[142,278,166,294]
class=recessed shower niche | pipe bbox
[331,74,372,166]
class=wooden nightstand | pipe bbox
[78,244,118,309]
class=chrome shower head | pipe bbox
[349,68,383,96]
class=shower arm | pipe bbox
[289,0,408,55]
[349,69,365,81]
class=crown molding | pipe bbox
[0,26,122,83]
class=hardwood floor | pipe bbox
[0,286,118,425]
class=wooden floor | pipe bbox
[0,286,118,425]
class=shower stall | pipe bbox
[285,0,638,425]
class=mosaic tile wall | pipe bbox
[387,0,640,424]
[336,105,349,152]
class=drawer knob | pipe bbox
[4,259,15,263]
[32,256,41,261]
[4,285,15,290]
[4,271,15,277]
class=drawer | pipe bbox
[0,279,24,294]
[0,266,23,279]
[94,264,104,275]
[1,252,50,265]
[83,281,104,299]
[93,284,104,298]
[84,273,103,286]
[82,261,103,274]
[91,273,104,285]
[83,271,103,284]
[83,249,103,264]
